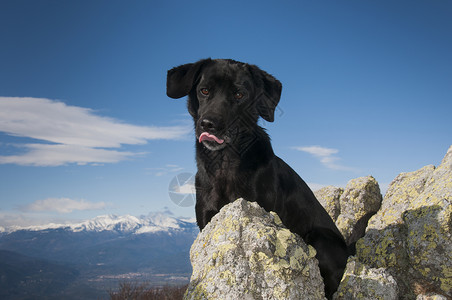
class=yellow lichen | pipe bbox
[270,211,283,226]
[289,247,307,271]
[274,228,295,257]
[210,243,236,265]
[219,270,236,286]
[273,284,290,299]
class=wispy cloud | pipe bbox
[0,97,191,166]
[20,197,107,213]
[147,164,185,177]
[171,182,196,194]
[0,211,51,228]
[292,145,358,172]
[0,144,139,167]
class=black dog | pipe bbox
[167,58,348,298]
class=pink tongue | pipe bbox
[199,132,224,144]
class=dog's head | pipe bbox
[167,59,282,151]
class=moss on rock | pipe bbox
[185,199,325,300]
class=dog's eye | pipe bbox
[200,88,209,96]
[234,92,244,100]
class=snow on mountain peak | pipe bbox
[1,211,197,234]
[69,214,142,232]
[147,212,180,228]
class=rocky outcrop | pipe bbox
[314,186,343,222]
[337,145,452,299]
[334,256,398,300]
[184,146,452,299]
[184,199,326,300]
[336,176,382,247]
[315,176,382,249]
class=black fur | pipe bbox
[167,58,347,298]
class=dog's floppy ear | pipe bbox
[166,59,211,99]
[250,65,282,122]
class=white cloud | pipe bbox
[172,182,196,194]
[293,145,358,172]
[295,146,339,157]
[0,97,191,166]
[20,197,107,213]
[148,164,185,177]
[0,212,49,228]
[0,144,139,167]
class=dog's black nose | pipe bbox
[201,119,216,132]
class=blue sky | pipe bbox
[1,0,451,227]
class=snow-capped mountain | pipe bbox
[0,210,199,299]
[1,211,197,234]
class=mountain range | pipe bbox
[0,211,199,300]
[0,210,196,234]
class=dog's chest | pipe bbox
[197,148,257,202]
[209,176,249,205]
[200,165,252,203]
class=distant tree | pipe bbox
[109,282,187,300]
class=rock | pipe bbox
[314,186,343,222]
[335,176,382,247]
[356,145,452,299]
[184,146,452,299]
[334,256,398,300]
[315,177,382,249]
[367,165,436,231]
[416,294,450,300]
[184,198,326,300]
[315,176,382,245]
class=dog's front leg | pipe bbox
[194,173,220,230]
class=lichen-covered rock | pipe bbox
[416,293,450,300]
[356,145,452,299]
[184,198,326,300]
[367,165,436,230]
[315,186,343,222]
[334,256,398,300]
[335,176,382,246]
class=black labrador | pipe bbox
[166,58,348,298]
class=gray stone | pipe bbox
[183,146,452,299]
[315,186,343,222]
[184,198,326,300]
[356,145,452,299]
[335,176,382,246]
[416,294,449,300]
[334,256,398,300]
